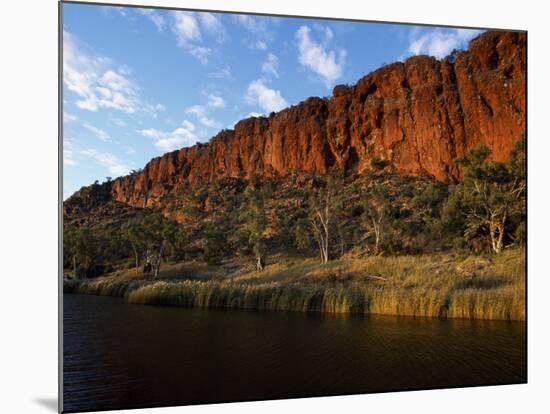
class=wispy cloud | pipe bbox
[183,93,225,128]
[207,94,226,108]
[140,120,199,151]
[63,31,163,116]
[235,15,273,50]
[185,105,221,128]
[261,53,279,79]
[63,31,137,113]
[172,11,201,44]
[210,66,232,80]
[235,14,268,34]
[111,6,166,33]
[246,79,288,114]
[82,122,110,142]
[137,8,165,32]
[171,11,226,64]
[63,111,78,124]
[296,25,346,87]
[64,139,131,177]
[199,12,226,43]
[102,6,129,18]
[63,139,78,167]
[80,148,131,176]
[109,116,127,127]
[254,40,267,50]
[407,28,481,59]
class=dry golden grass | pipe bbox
[64,248,525,321]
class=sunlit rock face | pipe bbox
[103,31,525,208]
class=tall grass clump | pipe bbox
[66,248,525,321]
[63,276,152,298]
[127,281,370,314]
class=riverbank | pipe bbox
[64,248,525,321]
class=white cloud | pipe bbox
[199,13,226,43]
[140,121,199,151]
[64,156,77,167]
[235,15,274,50]
[140,128,164,140]
[185,105,221,128]
[143,103,166,118]
[407,28,481,59]
[262,53,279,79]
[138,8,165,32]
[100,70,131,92]
[254,40,267,50]
[172,11,201,44]
[103,6,128,18]
[171,11,227,64]
[110,116,127,127]
[184,94,225,129]
[80,149,131,176]
[236,15,266,34]
[63,111,78,124]
[181,120,195,130]
[63,31,163,116]
[64,31,137,113]
[323,26,334,42]
[207,94,225,108]
[245,40,269,51]
[210,66,232,80]
[110,6,165,32]
[246,79,288,113]
[295,25,346,87]
[188,45,211,64]
[63,140,78,167]
[82,122,110,142]
[63,138,131,179]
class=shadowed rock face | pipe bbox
[102,31,525,208]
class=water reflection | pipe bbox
[63,294,526,413]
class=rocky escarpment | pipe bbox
[78,30,525,209]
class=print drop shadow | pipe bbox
[33,397,58,412]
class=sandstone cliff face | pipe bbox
[107,31,525,208]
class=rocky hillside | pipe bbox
[68,30,526,212]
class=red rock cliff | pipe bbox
[109,30,525,208]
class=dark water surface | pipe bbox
[63,294,526,412]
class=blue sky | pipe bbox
[63,3,481,199]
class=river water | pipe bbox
[63,294,526,412]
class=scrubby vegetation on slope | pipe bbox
[63,140,526,320]
[64,248,525,321]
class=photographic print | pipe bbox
[61,1,526,412]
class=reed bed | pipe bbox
[64,249,525,321]
[127,281,368,314]
[63,275,154,298]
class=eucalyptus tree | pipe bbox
[123,219,145,276]
[445,138,526,254]
[64,226,98,278]
[239,184,268,270]
[361,183,391,255]
[308,170,344,264]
